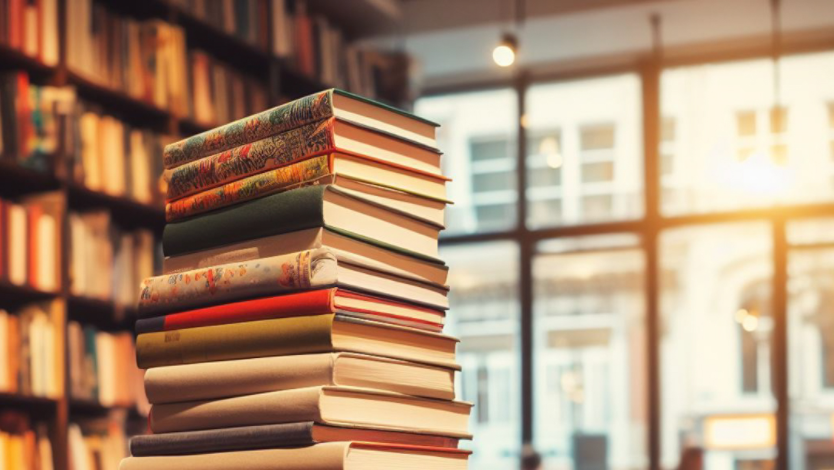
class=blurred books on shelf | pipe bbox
[0,0,59,66]
[68,419,128,470]
[64,104,167,205]
[0,411,54,470]
[66,1,188,114]
[68,212,154,307]
[187,50,269,128]
[67,322,148,412]
[0,71,74,174]
[0,303,61,399]
[0,194,63,293]
[171,0,269,50]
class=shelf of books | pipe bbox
[0,0,413,469]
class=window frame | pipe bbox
[424,36,834,470]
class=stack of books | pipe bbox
[121,89,471,469]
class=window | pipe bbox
[442,242,520,470]
[787,219,834,468]
[525,74,643,228]
[534,234,646,470]
[415,89,518,235]
[661,52,834,214]
[660,223,774,469]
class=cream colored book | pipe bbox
[162,227,449,286]
[149,386,471,437]
[120,442,469,470]
[144,352,455,404]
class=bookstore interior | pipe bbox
[1,0,834,469]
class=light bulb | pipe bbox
[493,44,515,67]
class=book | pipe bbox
[135,313,458,370]
[162,89,438,170]
[69,211,154,306]
[162,185,441,260]
[120,442,469,470]
[67,321,147,409]
[139,248,449,317]
[144,352,454,403]
[165,116,444,202]
[135,288,445,334]
[148,386,470,436]
[165,153,449,226]
[69,420,128,470]
[129,422,459,457]
[163,227,448,286]
[187,50,268,128]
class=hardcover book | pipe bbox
[165,153,449,226]
[164,116,445,201]
[162,185,441,260]
[162,89,439,170]
[147,386,471,436]
[143,352,455,403]
[139,248,449,317]
[120,442,470,470]
[129,422,460,457]
[163,227,449,287]
[135,313,459,369]
[135,288,446,334]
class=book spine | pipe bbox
[162,184,327,258]
[165,118,336,201]
[165,153,333,221]
[136,314,336,369]
[129,423,316,457]
[138,249,337,318]
[162,89,334,169]
[135,289,336,333]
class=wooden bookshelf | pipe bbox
[0,1,408,469]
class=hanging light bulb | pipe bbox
[493,33,518,67]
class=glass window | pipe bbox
[787,218,834,470]
[415,89,518,235]
[534,234,646,469]
[525,75,643,229]
[442,242,520,470]
[660,222,775,469]
[660,51,834,215]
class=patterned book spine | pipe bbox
[165,118,336,200]
[137,249,338,318]
[163,90,335,169]
[165,154,333,221]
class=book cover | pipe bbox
[135,289,335,334]
[138,248,335,317]
[162,90,334,169]
[136,313,336,369]
[130,422,317,456]
[162,185,329,257]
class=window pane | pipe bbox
[525,74,644,229]
[660,51,834,215]
[582,161,615,183]
[788,218,834,470]
[660,223,775,469]
[442,242,520,470]
[534,235,647,469]
[415,89,518,235]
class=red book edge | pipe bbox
[161,288,337,331]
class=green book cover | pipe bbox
[162,185,444,265]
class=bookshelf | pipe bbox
[0,1,408,469]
